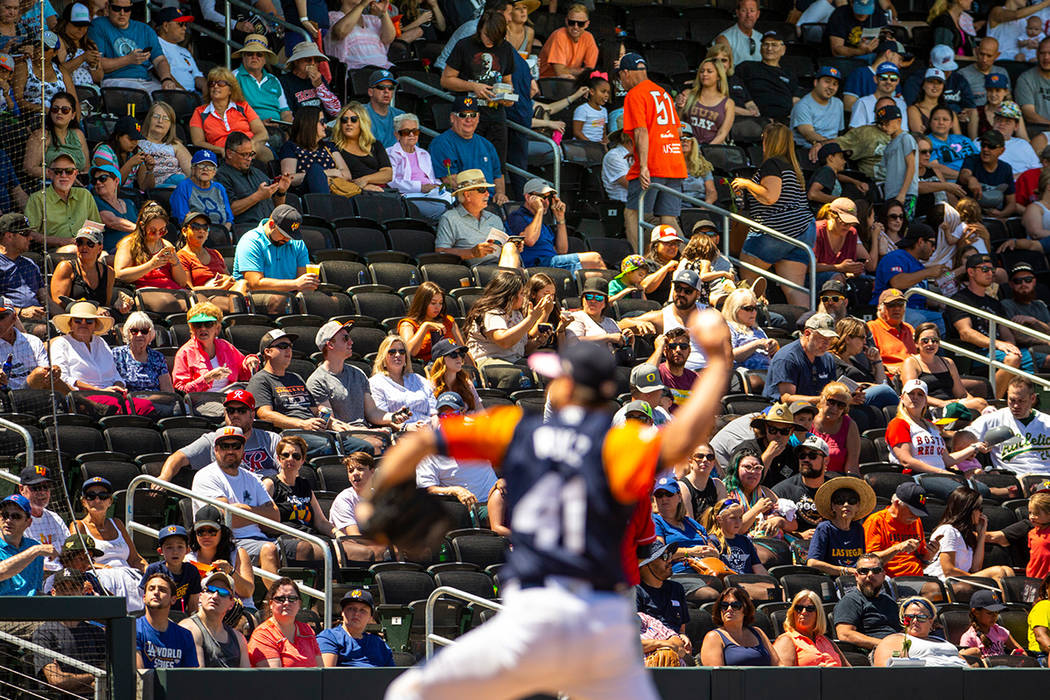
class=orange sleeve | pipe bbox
[622,87,645,133]
[863,510,888,552]
[439,406,523,468]
[885,418,911,448]
[546,30,572,65]
[602,423,662,505]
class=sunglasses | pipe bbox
[195,527,220,536]
[446,349,468,359]
[215,441,243,450]
[110,4,132,11]
[26,483,50,492]
[374,84,396,91]
[93,174,115,184]
[739,305,757,312]
[279,451,303,460]
[692,453,715,461]
[877,75,899,82]
[766,426,791,435]
[907,613,933,622]
[795,604,818,613]
[75,239,97,248]
[128,327,150,335]
[50,167,76,176]
[673,284,696,295]
[205,585,232,597]
[667,342,689,350]
[456,111,479,119]
[797,450,823,460]
[0,511,25,521]
[974,266,994,273]
[226,405,250,414]
[720,600,744,610]
[831,494,860,506]
[567,18,587,26]
[341,114,360,124]
[887,213,904,220]
[820,295,844,304]
[582,293,606,302]
[192,320,217,329]
[1012,276,1036,284]
[270,342,292,350]
[83,491,111,501]
[50,105,73,115]
[272,595,299,604]
[209,80,229,88]
[856,566,883,575]
[919,337,940,345]
[387,347,407,355]
[398,128,420,136]
[71,317,95,325]
[918,149,932,155]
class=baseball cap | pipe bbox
[81,476,112,494]
[90,164,123,190]
[691,219,718,234]
[996,100,1023,121]
[618,399,655,422]
[969,589,1006,612]
[113,115,143,139]
[201,570,235,591]
[73,223,104,246]
[875,103,902,124]
[761,30,784,42]
[929,44,958,72]
[270,204,303,239]
[638,541,677,567]
[19,465,51,486]
[182,210,210,228]
[368,69,398,87]
[454,94,479,111]
[158,524,189,544]
[804,313,838,338]
[979,129,1005,148]
[259,328,298,355]
[581,277,609,298]
[340,588,374,609]
[923,67,947,82]
[214,425,246,444]
[1010,262,1035,277]
[528,344,619,400]
[1,494,30,515]
[62,533,102,556]
[650,224,682,243]
[435,391,468,411]
[52,569,85,587]
[853,0,875,15]
[523,178,556,196]
[818,142,848,164]
[895,482,929,517]
[815,66,842,81]
[615,254,647,281]
[789,400,818,417]
[829,197,859,224]
[902,378,928,395]
[671,268,701,291]
[821,279,848,295]
[796,434,830,456]
[618,52,646,71]
[0,213,30,235]
[876,40,904,57]
[68,3,92,25]
[315,320,353,350]
[653,476,680,495]
[194,504,224,530]
[878,288,907,305]
[966,253,993,269]
[986,72,1010,90]
[223,389,255,411]
[934,401,976,427]
[191,149,218,166]
[42,30,59,50]
[155,6,193,22]
[630,363,666,392]
[875,61,900,77]
[900,222,937,246]
[431,338,467,362]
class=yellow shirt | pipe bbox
[1027,598,1050,653]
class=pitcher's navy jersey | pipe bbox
[437,405,662,590]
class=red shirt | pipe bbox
[1028,524,1050,580]
[1016,167,1041,207]
[622,496,657,586]
[622,79,687,180]
[190,101,259,149]
[247,618,320,668]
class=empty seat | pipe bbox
[448,531,508,568]
[351,291,406,319]
[81,461,142,492]
[347,326,389,357]
[334,223,389,256]
[420,263,471,292]
[369,262,421,288]
[104,426,165,457]
[45,425,106,459]
[318,464,351,493]
[320,260,369,289]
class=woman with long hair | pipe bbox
[877,199,908,256]
[70,476,146,609]
[92,115,154,190]
[809,382,861,475]
[23,90,88,180]
[722,450,792,537]
[369,334,435,426]
[733,122,814,307]
[185,504,258,607]
[705,44,760,118]
[172,300,259,392]
[1023,169,1050,239]
[190,66,272,160]
[113,202,191,290]
[640,225,683,300]
[176,212,243,293]
[426,339,481,412]
[924,486,1014,582]
[333,101,393,191]
[928,0,976,55]
[506,0,536,57]
[89,164,137,252]
[886,378,987,475]
[279,105,351,195]
[140,101,192,189]
[774,589,850,666]
[247,578,322,667]
[262,435,336,566]
[398,281,466,362]
[677,58,735,145]
[907,69,959,136]
[681,135,717,204]
[926,105,978,181]
[723,287,777,372]
[854,198,882,273]
[466,269,551,367]
[970,72,1024,141]
[56,6,102,88]
[399,0,446,43]
[827,317,895,407]
[700,586,778,666]
[526,272,569,349]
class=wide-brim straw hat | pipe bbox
[452,168,495,196]
[54,301,114,335]
[232,34,277,63]
[814,476,876,522]
[750,402,803,432]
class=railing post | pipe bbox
[224,0,232,69]
[0,418,33,473]
[636,188,646,254]
[988,318,997,397]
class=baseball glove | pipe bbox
[360,481,453,551]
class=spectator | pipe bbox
[621,269,709,370]
[184,506,257,615]
[849,63,908,130]
[876,103,918,218]
[416,391,498,512]
[177,213,242,293]
[963,376,1050,476]
[1025,494,1050,580]
[153,7,202,93]
[733,123,814,307]
[368,334,435,426]
[362,69,404,149]
[564,278,629,354]
[807,143,848,204]
[466,268,551,371]
[190,425,280,569]
[507,178,603,270]
[400,0,446,43]
[906,69,954,135]
[140,101,191,190]
[958,37,1008,107]
[799,279,850,330]
[571,72,611,144]
[232,204,318,294]
[429,95,506,203]
[624,364,672,427]
[792,66,844,151]
[650,476,720,603]
[0,494,53,596]
[972,74,1018,143]
[887,378,990,476]
[24,153,100,244]
[863,482,934,577]
[1003,261,1050,348]
[112,311,174,392]
[333,101,393,192]
[1029,575,1050,662]
[435,169,516,265]
[929,0,977,54]
[924,485,1012,582]
[262,436,336,565]
[925,105,977,180]
[0,213,48,325]
[831,317,898,406]
[679,136,717,204]
[318,589,394,667]
[705,44,761,118]
[676,59,734,146]
[993,101,1041,176]
[387,112,452,218]
[958,130,1021,218]
[113,202,190,290]
[772,435,832,532]
[505,0,534,58]
[722,447,796,539]
[179,571,251,668]
[48,302,133,399]
[87,0,179,93]
[170,151,234,230]
[809,381,861,475]
[19,466,65,575]
[823,96,895,180]
[279,106,352,195]
[216,132,290,227]
[23,90,88,181]
[764,314,838,404]
[538,4,598,79]
[814,197,868,288]
[279,41,341,119]
[841,40,903,110]
[327,0,395,70]
[902,45,976,124]
[140,525,200,614]
[248,578,322,667]
[398,283,467,363]
[91,115,153,191]
[723,286,777,373]
[960,590,1025,661]
[832,552,902,650]
[871,224,944,332]
[32,569,105,692]
[90,164,137,252]
[676,444,727,518]
[601,117,630,205]
[232,35,292,125]
[1016,144,1050,208]
[609,253,649,302]
[774,589,850,666]
[714,0,761,66]
[826,0,889,59]
[329,452,382,541]
[189,67,271,162]
[867,288,917,376]
[635,541,690,636]
[699,586,778,666]
[900,322,988,413]
[71,478,144,607]
[1015,36,1050,132]
[735,31,803,124]
[427,341,482,412]
[806,476,874,575]
[651,328,699,411]
[172,303,259,394]
[56,3,102,90]
[873,597,969,667]
[918,137,967,210]
[136,573,199,669]
[1019,15,1047,61]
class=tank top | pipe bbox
[715,627,772,666]
[140,139,182,186]
[917,367,954,400]
[813,415,851,473]
[91,518,132,567]
[902,635,969,667]
[680,476,719,520]
[45,128,87,173]
[68,259,111,307]
[25,59,65,108]
[683,95,728,145]
[188,615,242,668]
[1035,201,1050,232]
[662,304,707,370]
[785,630,841,667]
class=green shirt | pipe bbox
[835,125,890,181]
[25,186,101,239]
[235,66,289,123]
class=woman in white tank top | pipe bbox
[1023,178,1050,238]
[71,478,147,609]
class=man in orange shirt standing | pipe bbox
[863,482,938,577]
[537,4,599,79]
[619,52,688,248]
[867,288,917,376]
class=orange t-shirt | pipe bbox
[622,79,687,180]
[867,317,917,375]
[247,618,320,668]
[537,27,599,78]
[863,507,928,577]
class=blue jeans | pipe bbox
[905,307,946,336]
[919,475,992,501]
[741,219,817,265]
[300,431,374,458]
[303,162,330,194]
[864,382,900,409]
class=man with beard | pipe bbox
[963,376,1050,477]
[832,552,901,649]
[648,327,697,412]
[1001,262,1050,348]
[620,270,709,371]
[636,542,694,635]
[136,573,198,669]
[772,435,837,532]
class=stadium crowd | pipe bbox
[5,0,1050,687]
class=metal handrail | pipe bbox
[0,418,33,479]
[425,585,503,659]
[126,475,333,625]
[903,287,1050,396]
[397,76,562,192]
[224,0,313,68]
[145,0,242,52]
[637,182,818,309]
[944,576,1001,596]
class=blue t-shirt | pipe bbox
[790,94,845,147]
[364,103,405,150]
[928,133,978,174]
[872,248,927,309]
[0,253,43,309]
[721,534,760,573]
[652,514,713,575]
[136,617,198,669]
[806,519,866,567]
[0,535,43,596]
[959,154,1015,194]
[842,65,876,99]
[506,205,557,267]
[88,17,164,82]
[636,579,690,632]
[507,52,534,127]
[427,130,501,192]
[232,221,310,281]
[763,339,837,400]
[315,625,394,667]
[170,179,233,226]
[139,560,202,613]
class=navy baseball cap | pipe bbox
[81,476,112,494]
[340,589,374,609]
[875,104,902,124]
[985,73,1010,90]
[454,94,479,111]
[435,391,468,411]
[895,482,928,517]
[969,589,1006,612]
[1,494,30,515]
[368,69,398,87]
[528,343,618,399]
[20,464,51,486]
[654,476,680,495]
[158,524,189,544]
[191,149,218,167]
[816,66,842,81]
[618,52,646,71]
[875,62,900,77]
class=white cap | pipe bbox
[902,379,928,395]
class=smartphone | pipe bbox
[538,323,553,334]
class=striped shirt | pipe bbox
[746,157,813,239]
[0,328,47,389]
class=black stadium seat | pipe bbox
[369,262,421,288]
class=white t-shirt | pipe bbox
[886,417,947,470]
[368,372,435,424]
[416,456,498,502]
[26,508,67,571]
[602,145,630,202]
[467,310,527,363]
[923,524,972,580]
[796,0,835,27]
[191,463,274,539]
[849,95,909,131]
[572,102,608,142]
[1001,137,1041,178]
[566,309,621,354]
[964,407,1050,476]
[158,37,202,93]
[329,487,361,532]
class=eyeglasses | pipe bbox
[194,163,217,170]
[566,18,587,26]
[0,511,25,521]
[582,293,606,302]
[820,295,844,304]
[128,327,150,335]
[340,114,360,124]
[456,111,479,119]
[75,239,97,248]
[666,342,689,350]
[271,595,299,604]
[50,167,76,176]
[887,213,904,220]
[232,149,256,159]
[387,347,407,355]
[825,398,848,408]
[918,148,932,155]
[692,453,716,461]
[195,527,220,536]
[209,80,229,88]
[739,305,757,312]
[215,441,243,450]
[919,337,939,345]
[856,566,883,576]
[50,105,72,115]
[831,493,860,506]
[720,600,744,610]
[766,426,791,436]
[83,491,111,501]
[795,604,818,613]
[398,128,419,136]
[205,585,232,598]
[279,451,303,460]
[270,342,292,350]
[740,461,764,471]
[1013,276,1036,284]
[110,4,132,11]
[798,450,823,460]
[151,112,171,121]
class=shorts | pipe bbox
[538,253,583,272]
[236,536,274,563]
[741,218,816,265]
[626,177,683,217]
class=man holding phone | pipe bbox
[88,0,180,94]
[505,178,606,272]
